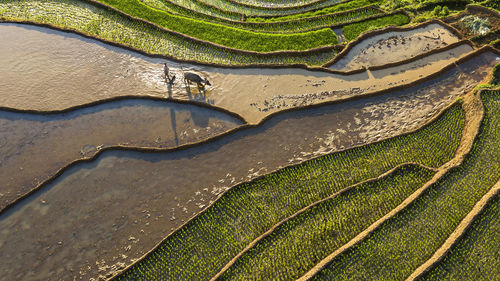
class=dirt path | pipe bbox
[404,179,500,281]
[209,163,437,281]
[297,89,485,280]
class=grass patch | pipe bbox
[421,190,500,280]
[311,91,500,281]
[0,0,336,66]
[116,102,465,281]
[342,12,410,41]
[91,0,338,51]
[218,165,435,281]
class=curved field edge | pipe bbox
[214,164,436,281]
[308,90,500,281]
[0,0,337,66]
[84,0,339,51]
[187,0,354,17]
[418,182,500,281]
[322,18,464,67]
[143,0,384,33]
[246,0,384,22]
[112,101,465,281]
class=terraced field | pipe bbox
[0,1,499,281]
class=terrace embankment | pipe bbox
[0,99,243,211]
[326,23,462,71]
[0,54,495,281]
[0,23,490,125]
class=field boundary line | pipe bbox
[80,0,339,53]
[0,46,497,214]
[209,163,437,281]
[140,1,386,34]
[105,91,466,280]
[323,19,466,67]
[0,95,246,122]
[444,4,500,24]
[217,0,336,11]
[1,17,489,72]
[405,179,500,281]
[296,88,485,281]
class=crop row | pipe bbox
[0,0,337,66]
[311,90,500,281]
[420,188,499,280]
[217,165,435,281]
[342,12,411,41]
[145,0,382,33]
[194,0,348,17]
[247,0,382,22]
[91,0,338,51]
[142,0,243,22]
[115,102,465,281]
[227,0,328,9]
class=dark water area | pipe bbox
[0,51,497,280]
[0,99,243,210]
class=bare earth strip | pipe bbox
[297,89,485,281]
[404,179,500,281]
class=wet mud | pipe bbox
[0,23,477,125]
[0,99,243,210]
[0,52,497,281]
[328,23,462,71]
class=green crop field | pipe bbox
[311,90,500,281]
[1,1,499,280]
[115,102,465,281]
[421,192,500,280]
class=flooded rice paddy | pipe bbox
[0,23,477,124]
[0,44,497,280]
[0,99,243,210]
[328,23,462,71]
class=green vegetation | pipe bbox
[342,13,410,41]
[311,91,500,281]
[421,191,500,281]
[218,165,435,281]
[116,102,465,281]
[193,0,347,17]
[145,0,382,33]
[491,38,500,49]
[461,15,491,35]
[92,0,338,51]
[141,0,243,22]
[247,0,382,22]
[476,63,500,89]
[473,0,500,11]
[0,0,336,66]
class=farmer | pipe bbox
[163,63,176,85]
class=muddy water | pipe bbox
[0,99,243,210]
[0,23,476,125]
[328,23,462,71]
[0,51,497,281]
[0,24,168,106]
